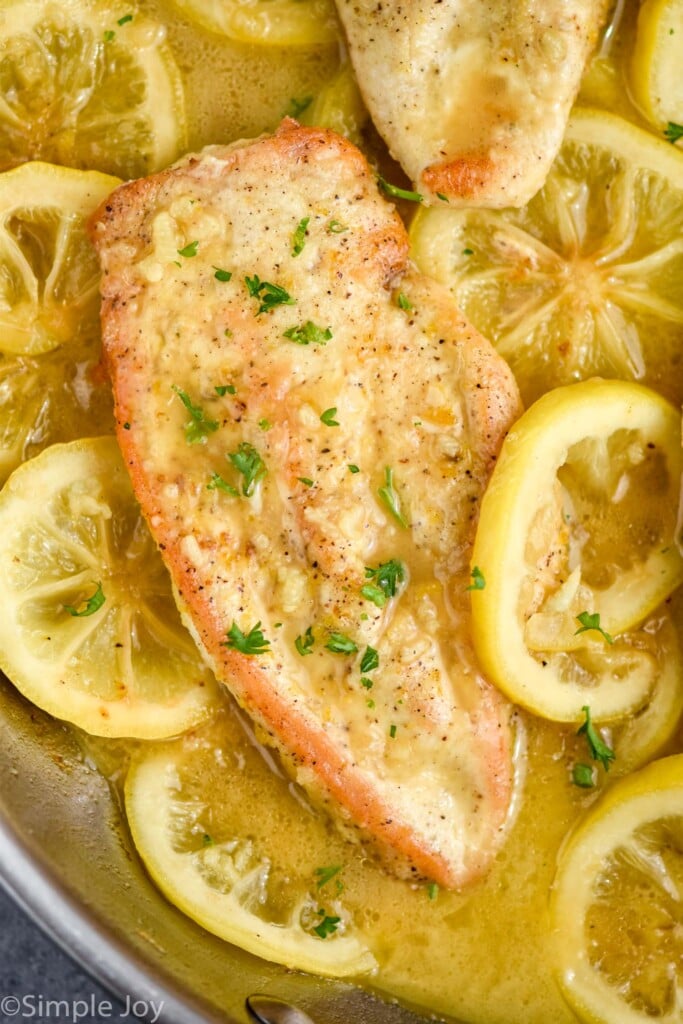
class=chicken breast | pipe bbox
[335,0,610,207]
[90,120,522,888]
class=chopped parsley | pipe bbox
[466,566,486,591]
[215,384,236,396]
[295,626,315,656]
[202,833,214,847]
[436,193,449,203]
[245,275,295,315]
[258,418,272,431]
[207,472,239,496]
[64,581,105,618]
[397,292,413,311]
[363,560,405,606]
[298,476,314,487]
[377,176,423,203]
[227,442,266,496]
[313,911,341,939]
[348,464,360,474]
[327,219,347,234]
[360,677,373,689]
[571,763,595,789]
[577,705,616,772]
[292,216,310,256]
[389,724,397,739]
[360,646,379,673]
[427,882,439,900]
[283,321,332,346]
[223,621,270,656]
[117,12,133,24]
[664,121,683,144]
[172,385,219,444]
[360,583,386,607]
[378,466,408,527]
[286,95,313,118]
[575,611,614,644]
[314,865,342,890]
[213,267,232,281]
[325,632,358,655]
[177,240,199,258]
[103,29,115,41]
[320,407,339,427]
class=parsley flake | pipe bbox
[202,833,214,847]
[571,763,595,789]
[397,292,413,311]
[360,583,386,607]
[427,882,439,900]
[313,911,341,939]
[575,611,614,644]
[283,321,332,346]
[378,466,408,527]
[207,472,239,496]
[298,476,314,487]
[215,384,236,396]
[177,240,199,258]
[360,646,379,673]
[245,275,295,315]
[325,632,358,655]
[377,176,423,203]
[577,706,616,772]
[364,560,405,605]
[348,464,360,474]
[436,193,449,203]
[466,566,486,591]
[223,621,270,656]
[389,724,397,738]
[360,677,373,689]
[462,247,474,256]
[314,865,342,889]
[286,95,313,118]
[64,581,105,618]
[117,12,133,24]
[320,407,339,427]
[327,219,348,234]
[213,267,232,281]
[172,385,219,444]
[292,216,310,256]
[227,442,266,496]
[295,626,315,656]
[664,121,683,144]
[258,418,272,431]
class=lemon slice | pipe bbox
[470,379,683,723]
[0,0,187,179]
[170,0,338,47]
[409,109,683,407]
[0,437,221,738]
[609,610,683,775]
[0,161,119,357]
[630,0,683,137]
[300,62,369,145]
[550,754,683,1024]
[125,712,376,977]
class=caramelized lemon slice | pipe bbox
[0,0,187,178]
[409,109,683,407]
[630,0,683,138]
[551,754,683,1024]
[125,712,376,976]
[170,0,338,47]
[0,437,221,737]
[470,379,683,722]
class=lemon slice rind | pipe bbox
[170,0,338,47]
[125,744,376,977]
[470,379,683,723]
[630,0,683,131]
[551,754,683,1024]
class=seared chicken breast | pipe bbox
[91,121,522,888]
[336,0,610,207]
